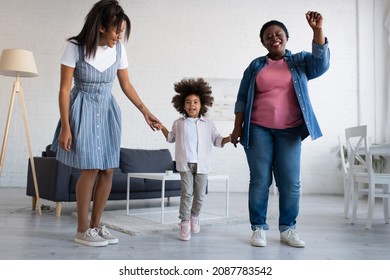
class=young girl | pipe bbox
[51,0,160,247]
[157,78,230,241]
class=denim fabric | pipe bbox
[245,124,303,232]
[179,163,208,221]
[234,39,330,148]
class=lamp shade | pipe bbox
[0,49,38,77]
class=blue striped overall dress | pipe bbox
[51,43,122,170]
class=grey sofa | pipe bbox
[26,145,181,217]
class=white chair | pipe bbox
[345,125,390,229]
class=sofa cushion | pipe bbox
[111,172,145,193]
[120,148,174,173]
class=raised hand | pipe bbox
[306,11,325,45]
[305,11,323,30]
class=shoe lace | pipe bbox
[178,221,190,229]
[84,228,99,237]
[98,225,110,236]
[285,229,300,240]
[253,228,265,238]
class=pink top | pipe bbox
[251,58,302,129]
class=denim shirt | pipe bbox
[234,38,330,148]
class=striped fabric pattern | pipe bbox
[51,43,122,170]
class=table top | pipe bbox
[128,172,180,180]
[370,143,390,156]
[127,172,229,180]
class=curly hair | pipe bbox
[172,78,214,117]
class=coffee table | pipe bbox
[126,172,229,224]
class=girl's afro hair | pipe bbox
[171,77,214,117]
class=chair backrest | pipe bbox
[345,125,372,174]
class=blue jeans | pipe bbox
[244,124,303,232]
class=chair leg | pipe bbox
[351,181,359,224]
[365,182,375,229]
[383,185,389,223]
[344,177,351,218]
[55,202,62,217]
[31,196,37,210]
[384,198,390,224]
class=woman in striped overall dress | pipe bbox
[51,0,160,247]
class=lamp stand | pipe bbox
[0,75,42,215]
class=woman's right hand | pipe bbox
[58,127,72,152]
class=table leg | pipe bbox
[126,174,130,215]
[225,178,230,217]
[161,179,166,224]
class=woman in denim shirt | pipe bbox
[230,11,330,248]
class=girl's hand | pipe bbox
[221,135,232,147]
[305,11,323,30]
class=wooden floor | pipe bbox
[1,187,390,261]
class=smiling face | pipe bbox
[184,94,201,118]
[261,25,288,60]
[99,20,126,48]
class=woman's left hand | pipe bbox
[305,11,323,30]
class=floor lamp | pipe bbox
[0,48,42,215]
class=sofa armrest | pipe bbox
[26,157,73,201]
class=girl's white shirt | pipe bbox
[167,117,224,174]
[60,41,128,72]
[184,117,199,163]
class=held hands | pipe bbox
[152,122,164,131]
[221,134,232,147]
[230,127,242,148]
[305,11,323,30]
[152,122,169,140]
[136,102,161,131]
[144,113,162,131]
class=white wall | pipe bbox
[0,0,378,194]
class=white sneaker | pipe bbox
[179,220,191,241]
[97,225,119,245]
[190,214,200,233]
[75,228,108,247]
[251,228,267,247]
[280,229,305,248]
